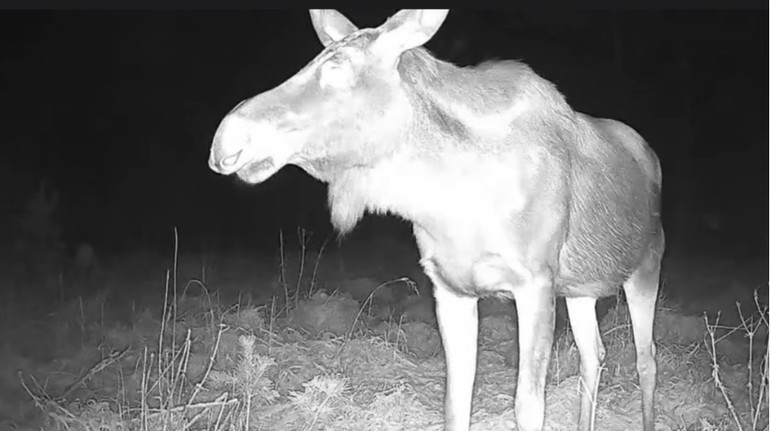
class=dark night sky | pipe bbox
[0,9,766,256]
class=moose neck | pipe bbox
[324,47,576,236]
[398,49,575,164]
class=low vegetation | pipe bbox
[0,231,767,430]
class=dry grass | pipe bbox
[2,231,767,430]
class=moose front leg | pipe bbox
[512,273,556,431]
[433,276,479,431]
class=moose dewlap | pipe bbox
[209,9,664,431]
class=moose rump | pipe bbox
[209,9,664,431]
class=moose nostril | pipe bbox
[221,150,243,168]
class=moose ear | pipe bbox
[373,9,449,59]
[309,10,359,47]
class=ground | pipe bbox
[0,232,767,431]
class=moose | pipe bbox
[209,10,664,431]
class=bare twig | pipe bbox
[57,346,130,401]
[704,311,744,431]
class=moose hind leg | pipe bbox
[565,296,606,431]
[622,247,662,431]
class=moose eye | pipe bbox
[319,59,354,89]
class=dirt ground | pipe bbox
[0,236,767,431]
